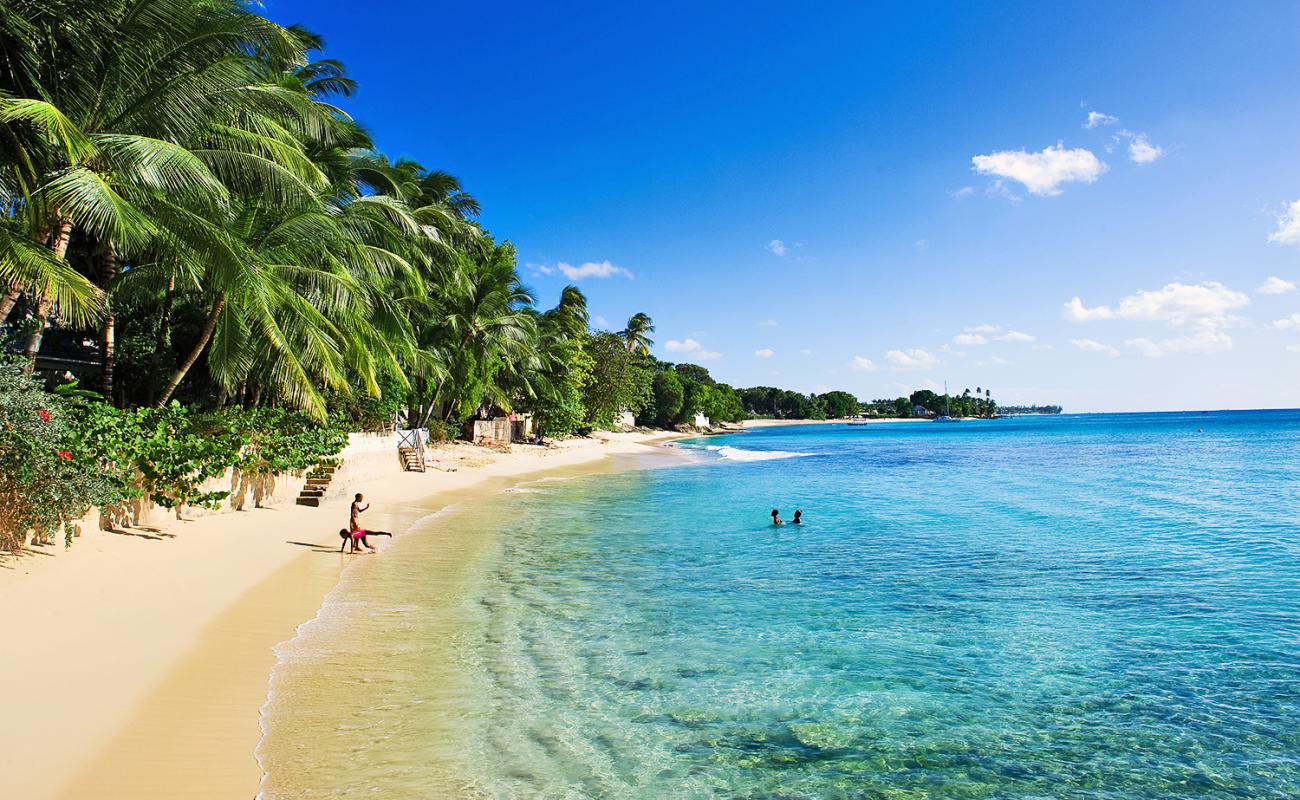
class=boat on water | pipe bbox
[933,381,960,423]
[846,417,869,426]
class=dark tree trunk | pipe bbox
[22,219,73,370]
[156,273,174,351]
[146,274,176,405]
[98,247,117,400]
[156,292,225,406]
[0,285,19,324]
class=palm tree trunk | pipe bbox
[99,247,117,400]
[156,292,225,406]
[0,285,19,324]
[156,273,174,351]
[146,274,176,405]
[22,218,73,369]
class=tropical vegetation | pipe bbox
[0,0,1005,552]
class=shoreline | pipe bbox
[0,431,685,800]
[741,416,927,428]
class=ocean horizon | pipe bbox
[258,410,1300,798]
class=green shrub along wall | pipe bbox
[0,357,350,551]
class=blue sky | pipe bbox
[267,1,1300,411]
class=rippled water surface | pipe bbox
[260,412,1300,799]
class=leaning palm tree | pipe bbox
[543,285,589,340]
[619,312,654,355]
[0,0,308,388]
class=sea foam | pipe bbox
[711,445,815,462]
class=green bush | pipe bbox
[425,419,456,443]
[0,357,117,550]
[71,403,352,514]
[218,408,351,474]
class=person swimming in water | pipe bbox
[792,509,802,525]
[771,509,784,526]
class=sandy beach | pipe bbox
[0,431,682,800]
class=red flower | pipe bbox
[57,450,71,461]
[38,408,51,423]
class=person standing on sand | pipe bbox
[348,493,376,553]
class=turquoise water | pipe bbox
[262,411,1300,798]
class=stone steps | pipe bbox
[296,463,336,506]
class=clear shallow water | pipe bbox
[260,412,1300,799]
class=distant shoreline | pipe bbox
[741,417,927,428]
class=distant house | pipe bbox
[692,412,710,428]
[463,412,534,445]
[615,409,637,429]
[912,404,934,418]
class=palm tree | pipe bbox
[619,312,654,355]
[0,0,308,389]
[543,285,589,340]
[0,0,578,436]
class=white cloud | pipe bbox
[1063,296,1116,321]
[799,348,814,356]
[556,260,633,280]
[767,239,787,256]
[1031,343,1054,351]
[526,262,554,275]
[1128,135,1163,164]
[915,239,929,251]
[850,356,877,371]
[971,143,1108,196]
[953,333,987,346]
[754,348,775,358]
[1126,330,1232,358]
[1272,314,1300,331]
[949,186,975,198]
[664,338,722,361]
[976,355,1012,366]
[1067,281,1250,358]
[994,329,1037,343]
[759,319,778,327]
[1064,282,1249,331]
[1258,276,1296,295]
[1071,338,1120,357]
[885,348,939,370]
[1288,344,1300,353]
[1269,200,1300,247]
[1085,111,1119,129]
[593,315,608,327]
[966,323,1002,334]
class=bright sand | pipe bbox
[0,431,681,800]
